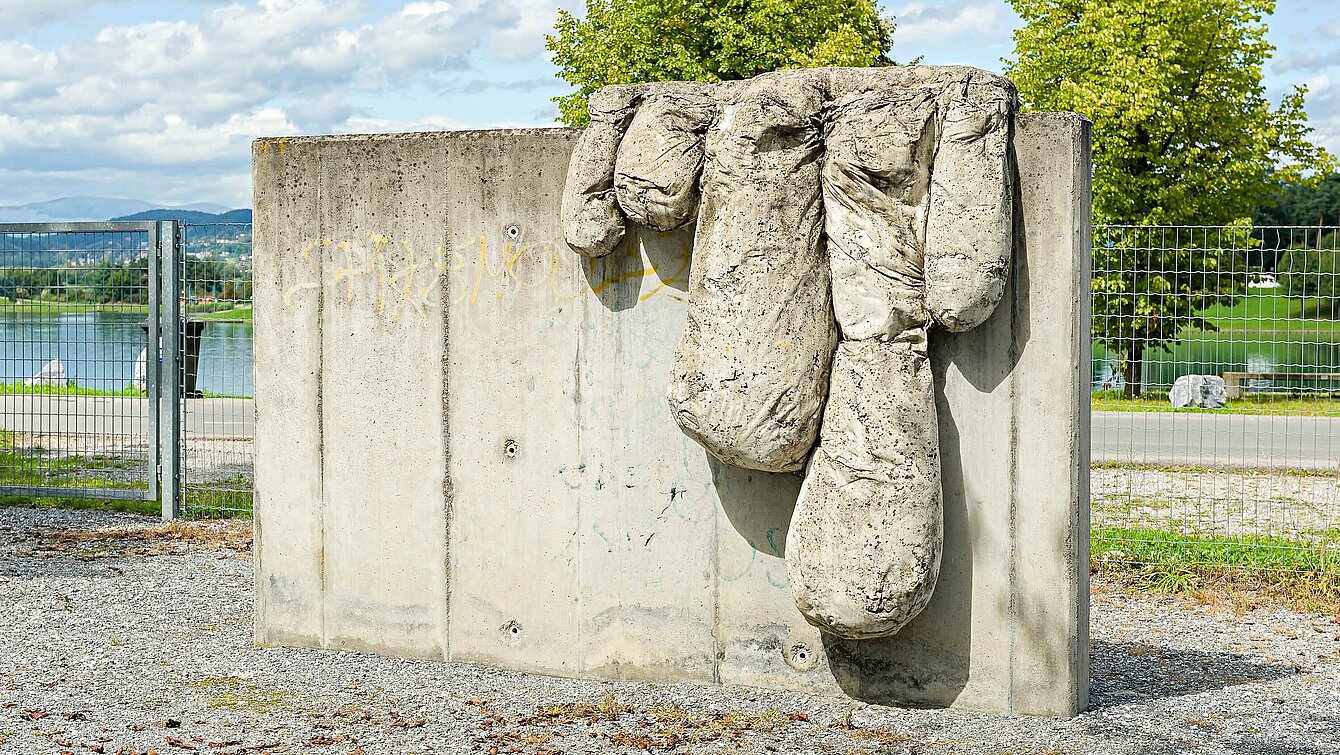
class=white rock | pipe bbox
[133,348,148,392]
[1169,375,1228,409]
[25,358,66,386]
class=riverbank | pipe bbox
[0,299,253,322]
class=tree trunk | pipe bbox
[1123,348,1144,398]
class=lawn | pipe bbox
[0,299,252,321]
[0,381,144,397]
[1092,390,1340,416]
[0,300,148,315]
[1197,290,1338,335]
[197,304,252,322]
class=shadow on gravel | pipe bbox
[1089,640,1296,708]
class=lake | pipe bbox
[0,311,253,397]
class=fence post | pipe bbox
[159,220,182,519]
[147,223,161,506]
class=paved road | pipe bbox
[1092,410,1340,471]
[0,395,253,440]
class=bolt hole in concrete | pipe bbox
[503,439,518,459]
[501,620,523,637]
[504,223,521,241]
[786,642,818,671]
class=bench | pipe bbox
[1222,371,1340,398]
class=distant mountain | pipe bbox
[0,197,247,223]
[0,196,155,222]
[176,202,232,214]
[111,209,252,224]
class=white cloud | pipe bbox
[889,1,1007,45]
[0,0,563,206]
[3,0,126,31]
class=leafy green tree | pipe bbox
[1007,0,1332,395]
[547,0,893,126]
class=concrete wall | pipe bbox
[252,113,1092,716]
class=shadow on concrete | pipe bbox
[584,225,693,312]
[711,457,803,561]
[1088,640,1296,708]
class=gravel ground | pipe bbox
[1092,466,1340,540]
[1,506,1338,755]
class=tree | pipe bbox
[1256,173,1340,227]
[1007,0,1332,395]
[547,0,893,126]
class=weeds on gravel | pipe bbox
[471,695,817,753]
[1095,559,1340,614]
[43,520,251,556]
[1093,525,1340,613]
[192,676,293,713]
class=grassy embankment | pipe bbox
[0,298,252,321]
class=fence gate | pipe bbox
[0,221,182,517]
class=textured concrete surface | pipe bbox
[252,113,1090,716]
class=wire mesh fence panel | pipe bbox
[1091,224,1340,575]
[179,222,253,518]
[0,223,161,507]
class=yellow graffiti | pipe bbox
[281,231,691,321]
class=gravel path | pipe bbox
[1092,465,1340,541]
[1,506,1337,755]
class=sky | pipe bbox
[1,0,1338,209]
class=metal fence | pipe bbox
[179,222,254,518]
[0,223,168,507]
[0,220,254,519]
[1091,225,1340,576]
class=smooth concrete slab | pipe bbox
[253,115,1091,716]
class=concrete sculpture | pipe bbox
[561,67,1017,640]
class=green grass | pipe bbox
[1199,290,1339,334]
[184,475,253,519]
[1,442,251,518]
[0,300,148,314]
[1093,460,1338,478]
[196,305,252,322]
[0,381,145,397]
[0,444,156,515]
[0,299,251,320]
[1093,525,1339,575]
[1092,390,1340,416]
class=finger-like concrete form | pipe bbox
[560,85,645,257]
[788,339,941,639]
[667,74,836,473]
[787,71,1016,639]
[789,81,945,638]
[560,67,1017,639]
[925,76,1015,332]
[614,82,717,231]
